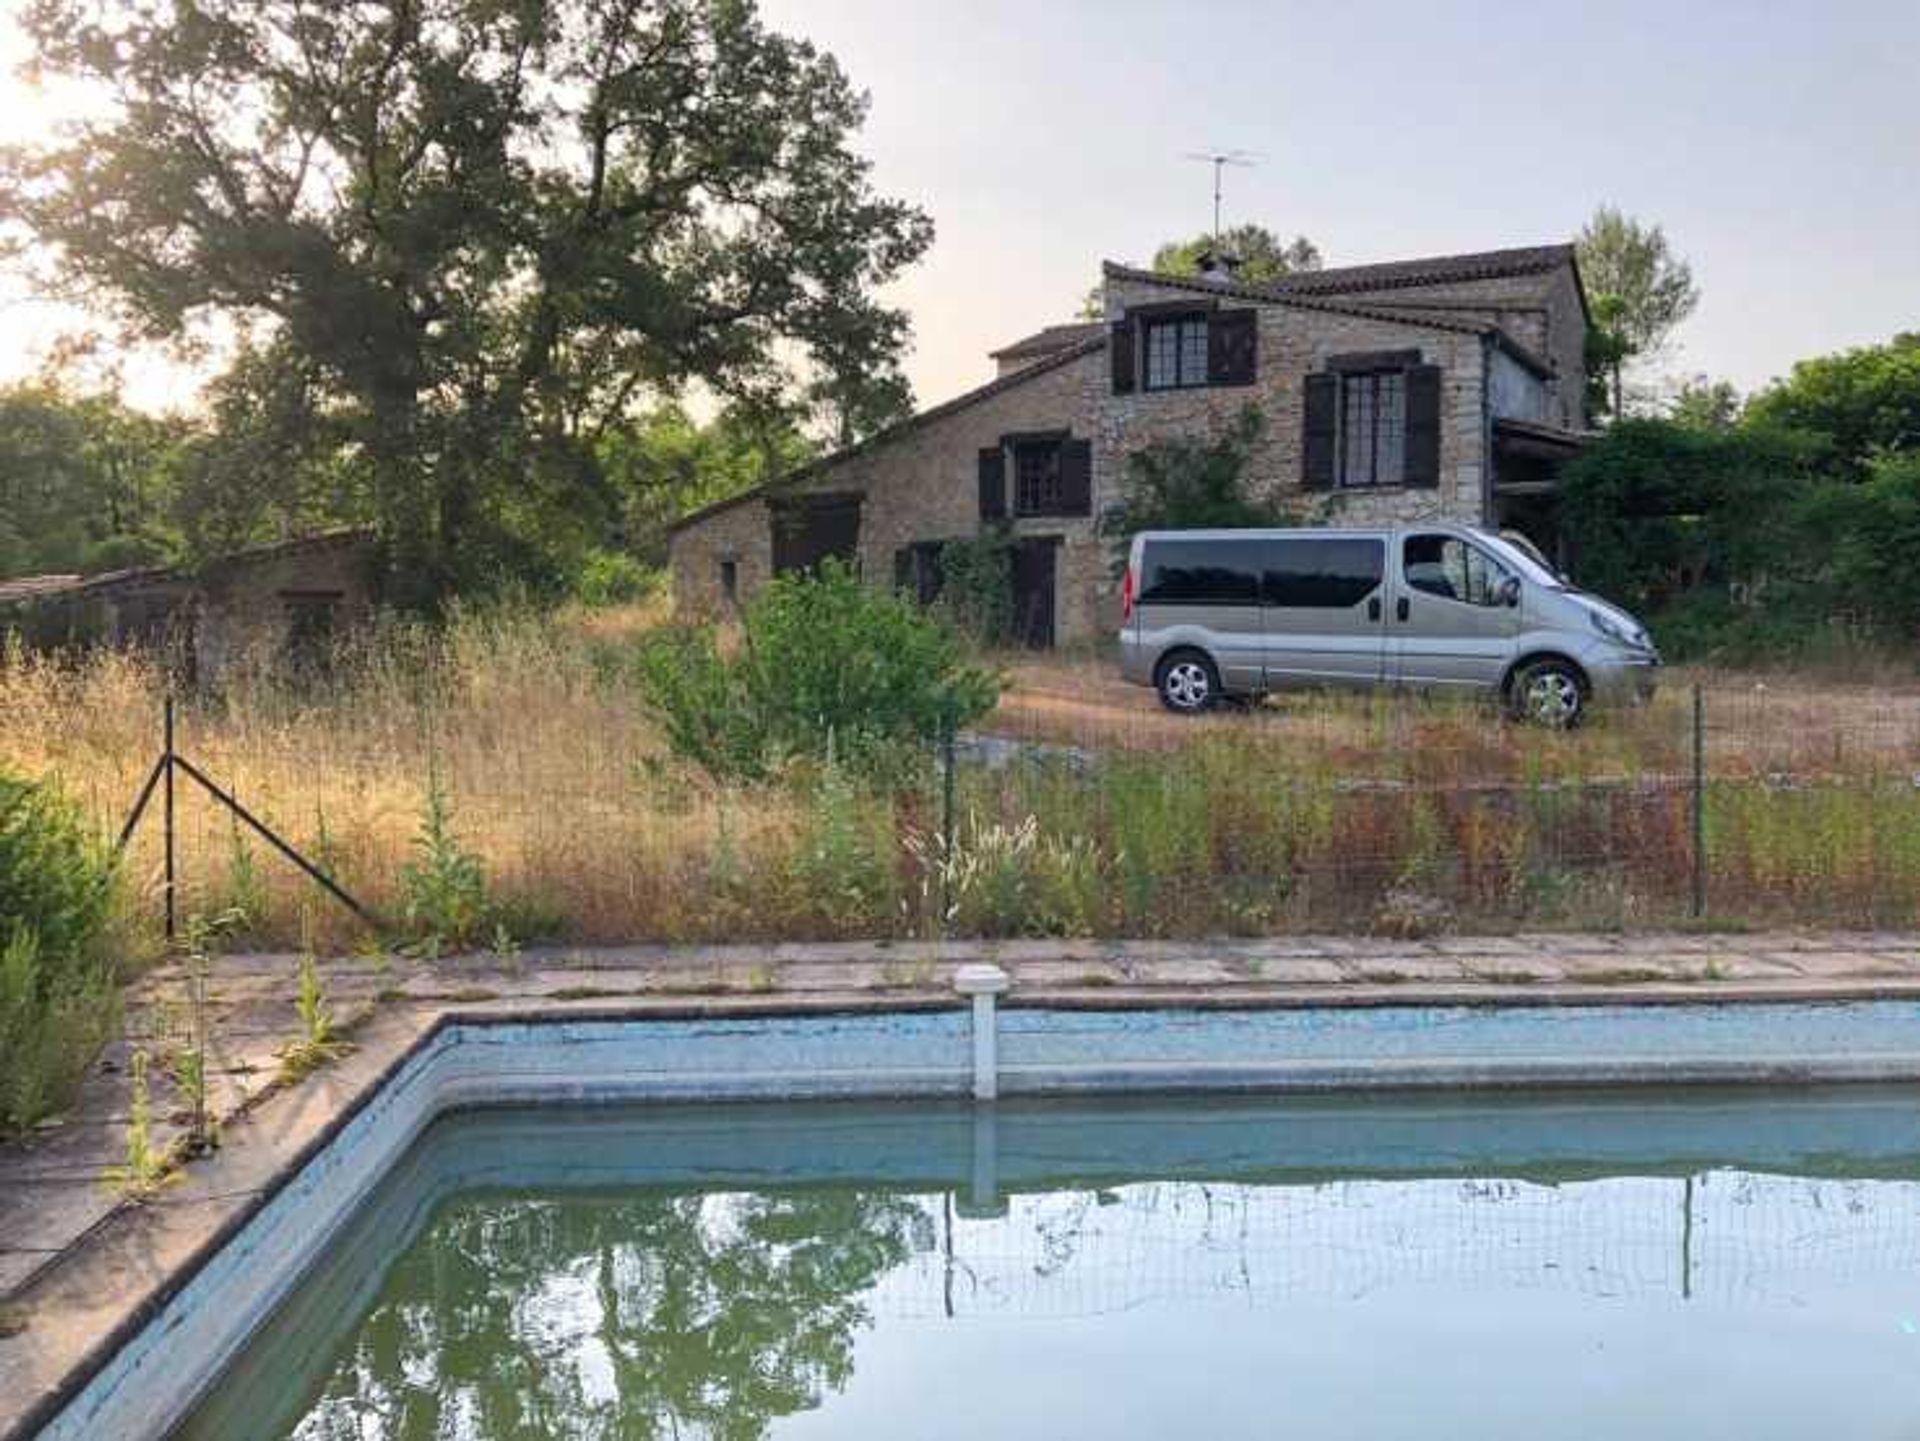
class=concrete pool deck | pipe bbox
[5,927,1920,1438]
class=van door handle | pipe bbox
[1396,596,1410,623]
[1367,596,1381,622]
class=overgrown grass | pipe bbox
[3,604,1919,950]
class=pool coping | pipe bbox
[9,941,1920,1439]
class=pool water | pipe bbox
[175,1089,1920,1439]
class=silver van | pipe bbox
[1118,525,1658,726]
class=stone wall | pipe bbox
[669,346,1111,640]
[1095,273,1490,533]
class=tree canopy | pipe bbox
[1150,224,1322,283]
[1744,332,1920,476]
[1576,205,1699,418]
[0,0,932,605]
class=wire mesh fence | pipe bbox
[9,633,1920,950]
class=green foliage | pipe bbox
[1101,406,1289,572]
[601,403,816,561]
[0,924,119,1136]
[1577,206,1700,417]
[0,763,116,982]
[777,763,898,934]
[571,550,660,608]
[3,0,932,606]
[0,381,184,581]
[1666,376,1744,431]
[933,532,1015,646]
[637,561,999,780]
[1744,333,1920,477]
[1817,452,1920,635]
[398,771,492,953]
[1558,419,1816,613]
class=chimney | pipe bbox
[1196,247,1242,283]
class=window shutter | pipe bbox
[1109,321,1135,394]
[1059,438,1093,515]
[893,546,913,592]
[978,446,1007,520]
[1403,364,1443,487]
[1302,373,1339,490]
[1207,310,1258,386]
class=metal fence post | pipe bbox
[163,694,177,943]
[1691,683,1706,919]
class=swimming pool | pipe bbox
[172,1087,1920,1439]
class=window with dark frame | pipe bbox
[1143,314,1210,390]
[719,557,738,600]
[1014,439,1064,516]
[1338,370,1408,488]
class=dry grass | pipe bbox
[4,605,1919,953]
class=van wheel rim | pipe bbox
[1165,662,1210,709]
[1525,671,1580,724]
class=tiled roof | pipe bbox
[989,321,1106,360]
[1100,263,1560,377]
[1265,244,1577,298]
[0,573,84,605]
[670,334,1109,533]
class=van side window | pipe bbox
[1403,534,1512,607]
[1264,538,1384,608]
[1137,539,1262,606]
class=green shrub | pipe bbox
[572,549,660,607]
[0,924,119,1135]
[638,560,999,780]
[0,764,116,970]
[397,771,492,954]
[933,533,1015,646]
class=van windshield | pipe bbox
[1475,532,1563,588]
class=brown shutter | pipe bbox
[1207,309,1257,386]
[1110,320,1135,394]
[978,446,1007,520]
[1302,372,1339,490]
[1059,438,1093,515]
[1403,364,1443,487]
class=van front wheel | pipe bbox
[1156,652,1221,715]
[1510,659,1586,729]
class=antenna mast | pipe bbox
[1182,149,1261,244]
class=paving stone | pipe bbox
[1243,958,1349,984]
[1119,958,1240,987]
[1456,955,1569,983]
[1782,950,1918,979]
[1344,955,1470,983]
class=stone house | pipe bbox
[0,530,377,679]
[669,242,1593,646]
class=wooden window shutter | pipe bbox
[1110,321,1135,394]
[978,446,1007,520]
[1207,309,1257,386]
[1403,364,1443,487]
[1302,373,1339,490]
[1059,438,1093,515]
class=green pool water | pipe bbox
[175,1089,1920,1439]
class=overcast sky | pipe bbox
[759,0,1920,410]
[3,0,1916,413]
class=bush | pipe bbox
[637,560,999,780]
[572,548,660,608]
[933,533,1015,646]
[0,765,115,980]
[0,764,119,1133]
[397,771,493,953]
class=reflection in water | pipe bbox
[175,1091,1920,1441]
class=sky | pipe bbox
[2,0,1917,414]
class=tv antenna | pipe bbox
[1183,149,1262,243]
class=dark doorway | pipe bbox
[1010,536,1058,648]
[771,493,863,576]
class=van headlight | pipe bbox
[1587,608,1641,648]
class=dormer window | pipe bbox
[1143,313,1210,390]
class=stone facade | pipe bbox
[669,244,1590,646]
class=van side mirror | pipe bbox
[1499,576,1522,608]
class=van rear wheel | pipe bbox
[1156,651,1220,715]
[1510,659,1586,729]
